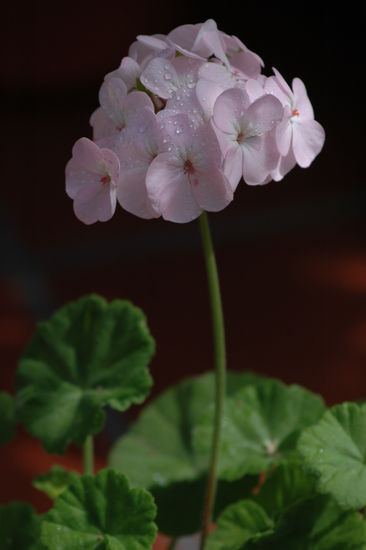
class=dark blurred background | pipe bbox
[1,0,365,511]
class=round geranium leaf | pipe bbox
[298,402,366,509]
[194,379,325,480]
[109,371,264,487]
[16,295,155,454]
[41,468,157,550]
[109,371,264,536]
[0,392,16,446]
[206,500,274,550]
[33,465,79,500]
[0,502,44,550]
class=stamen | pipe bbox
[292,108,300,117]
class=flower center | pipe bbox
[184,159,195,175]
[100,175,111,185]
[237,131,245,143]
[184,159,199,186]
[292,108,300,117]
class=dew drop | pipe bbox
[164,72,172,80]
[175,126,183,134]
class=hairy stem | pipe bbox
[199,212,226,550]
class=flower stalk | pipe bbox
[199,212,227,550]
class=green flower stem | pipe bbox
[83,435,94,475]
[199,212,226,550]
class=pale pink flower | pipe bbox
[222,34,263,79]
[140,56,203,100]
[114,108,163,219]
[213,87,283,188]
[90,77,154,140]
[145,112,233,223]
[105,56,141,92]
[128,34,171,68]
[266,68,325,176]
[167,19,229,65]
[66,19,325,225]
[65,138,119,224]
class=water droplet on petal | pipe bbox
[164,73,172,80]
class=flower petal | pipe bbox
[276,118,292,156]
[272,148,297,181]
[292,119,325,167]
[141,58,178,99]
[74,182,116,224]
[99,78,128,123]
[245,94,283,135]
[292,78,314,120]
[146,153,202,223]
[242,136,272,185]
[117,166,159,219]
[192,166,233,211]
[223,145,243,191]
[213,87,250,135]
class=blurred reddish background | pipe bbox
[1,0,365,517]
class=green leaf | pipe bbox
[109,371,263,488]
[298,402,366,509]
[243,495,366,549]
[206,500,274,550]
[0,392,16,446]
[109,371,264,536]
[16,295,155,453]
[41,468,157,550]
[254,462,317,519]
[0,502,44,549]
[194,379,325,480]
[33,465,79,499]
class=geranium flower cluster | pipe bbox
[66,19,325,224]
